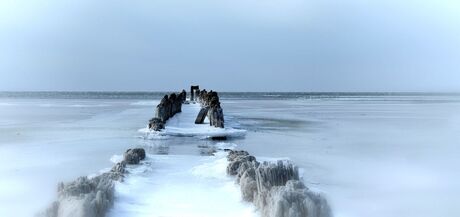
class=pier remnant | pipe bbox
[195,107,209,124]
[226,150,332,217]
[149,91,186,131]
[208,101,224,128]
[195,90,225,128]
[149,118,165,131]
[180,89,187,102]
[190,85,199,101]
[156,95,170,122]
[148,86,225,133]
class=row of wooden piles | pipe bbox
[148,85,225,131]
[194,88,225,128]
[148,90,186,131]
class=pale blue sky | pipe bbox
[0,0,459,91]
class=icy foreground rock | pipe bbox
[226,150,332,217]
[38,148,146,217]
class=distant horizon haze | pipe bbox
[1,0,459,92]
[1,90,459,94]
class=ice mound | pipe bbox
[38,149,147,217]
[226,150,332,217]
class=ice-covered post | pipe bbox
[194,89,224,128]
[190,85,199,101]
[207,93,224,128]
[149,90,187,131]
[180,89,186,102]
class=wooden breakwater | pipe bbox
[149,85,225,132]
[148,90,186,131]
[195,89,225,128]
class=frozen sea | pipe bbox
[0,92,459,217]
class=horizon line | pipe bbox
[1,90,460,94]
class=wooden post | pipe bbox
[190,85,199,101]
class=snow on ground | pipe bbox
[108,152,258,217]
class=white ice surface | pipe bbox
[108,152,258,217]
[139,103,246,139]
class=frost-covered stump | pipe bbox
[226,150,332,217]
[149,118,165,131]
[195,89,225,128]
[208,106,224,128]
[39,148,146,217]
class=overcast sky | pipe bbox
[0,0,459,92]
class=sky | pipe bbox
[0,0,459,92]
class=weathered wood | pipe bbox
[190,85,199,101]
[179,89,186,102]
[150,90,187,131]
[208,106,224,128]
[150,85,224,130]
[149,117,165,131]
[195,107,209,124]
[198,90,225,128]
